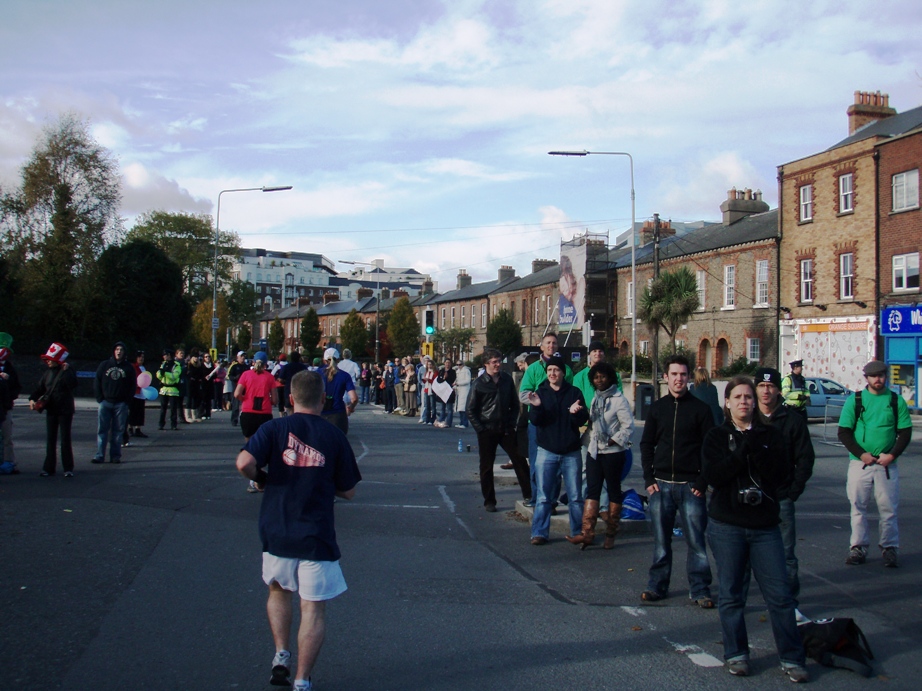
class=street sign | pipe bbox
[212,318,220,330]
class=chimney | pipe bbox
[322,292,339,305]
[640,217,676,246]
[497,265,516,282]
[357,287,374,299]
[421,279,434,295]
[532,258,558,274]
[720,187,770,225]
[393,289,409,299]
[380,287,390,299]
[847,90,897,135]
[457,269,473,290]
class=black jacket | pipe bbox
[640,390,715,492]
[436,367,456,404]
[0,359,21,411]
[702,421,790,529]
[30,365,78,415]
[467,371,519,434]
[758,404,814,501]
[94,357,137,404]
[528,380,589,454]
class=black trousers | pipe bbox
[585,451,627,503]
[159,395,179,429]
[476,428,531,506]
[43,411,74,474]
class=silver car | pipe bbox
[804,377,852,419]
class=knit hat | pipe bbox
[754,367,781,389]
[588,341,605,353]
[514,352,529,364]
[546,353,566,372]
[863,360,887,376]
[41,342,69,364]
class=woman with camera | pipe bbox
[701,375,808,682]
[30,343,78,477]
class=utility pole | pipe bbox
[651,213,662,388]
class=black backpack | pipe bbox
[798,618,874,677]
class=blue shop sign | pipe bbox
[882,306,922,335]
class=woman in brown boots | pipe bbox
[568,362,634,549]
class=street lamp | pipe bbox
[548,150,636,389]
[212,185,293,352]
[339,260,381,363]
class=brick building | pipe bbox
[778,91,922,390]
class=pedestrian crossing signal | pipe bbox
[424,310,435,335]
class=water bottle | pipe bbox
[458,439,463,453]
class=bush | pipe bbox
[658,344,697,372]
[612,354,653,377]
[718,356,759,377]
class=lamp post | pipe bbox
[339,260,381,363]
[212,185,292,352]
[548,150,636,388]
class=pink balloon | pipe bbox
[137,371,152,388]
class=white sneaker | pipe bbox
[270,650,291,686]
[794,609,811,624]
[293,680,312,690]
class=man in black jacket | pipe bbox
[466,348,531,512]
[755,367,814,608]
[639,354,715,605]
[227,351,247,426]
[92,341,137,464]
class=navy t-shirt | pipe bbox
[277,361,308,403]
[246,413,361,561]
[318,368,356,415]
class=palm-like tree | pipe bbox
[638,267,700,380]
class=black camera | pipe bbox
[738,487,763,506]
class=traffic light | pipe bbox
[424,309,435,335]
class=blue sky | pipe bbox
[2,0,921,286]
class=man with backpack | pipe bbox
[838,360,912,567]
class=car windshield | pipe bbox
[822,381,847,395]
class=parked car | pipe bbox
[804,377,852,419]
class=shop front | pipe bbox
[881,306,921,412]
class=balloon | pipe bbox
[137,371,152,388]
[141,386,159,401]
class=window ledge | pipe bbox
[752,304,770,310]
[890,206,920,215]
[797,301,814,307]
[836,210,855,217]
[798,219,813,225]
[890,288,920,295]
[720,305,736,311]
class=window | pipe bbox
[892,169,920,212]
[627,281,634,316]
[747,338,760,363]
[755,260,769,307]
[471,304,477,328]
[461,305,466,327]
[441,308,446,329]
[696,270,706,311]
[522,299,527,325]
[799,184,813,222]
[639,340,649,356]
[481,302,487,328]
[546,294,552,323]
[800,259,813,302]
[534,297,539,324]
[893,253,920,291]
[723,265,735,308]
[510,301,515,322]
[839,173,854,213]
[840,253,854,299]
[450,306,456,328]
[247,272,252,281]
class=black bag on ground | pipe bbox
[798,618,874,677]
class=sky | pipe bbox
[2,0,921,287]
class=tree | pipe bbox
[225,278,258,327]
[0,113,122,346]
[268,316,285,356]
[89,239,192,356]
[340,309,369,357]
[127,211,240,303]
[189,296,231,352]
[433,327,476,362]
[236,324,252,354]
[300,308,322,360]
[486,308,522,358]
[638,266,700,381]
[386,297,420,358]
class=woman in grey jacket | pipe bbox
[568,362,635,549]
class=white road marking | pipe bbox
[621,606,646,618]
[663,637,724,668]
[438,485,474,538]
[355,440,369,463]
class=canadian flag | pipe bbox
[43,342,68,363]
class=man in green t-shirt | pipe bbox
[837,360,912,568]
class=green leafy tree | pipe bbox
[485,308,522,358]
[127,210,240,302]
[433,327,476,361]
[386,297,420,358]
[189,296,231,352]
[268,316,285,356]
[300,308,322,360]
[340,309,369,357]
[0,113,122,345]
[638,267,700,381]
[236,324,252,354]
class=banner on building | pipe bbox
[559,238,588,331]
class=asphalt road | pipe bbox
[1,401,921,690]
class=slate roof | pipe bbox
[829,104,922,150]
[497,264,559,292]
[425,276,520,304]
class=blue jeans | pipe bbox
[359,385,370,404]
[647,482,712,599]
[531,448,583,539]
[437,399,453,426]
[95,401,128,461]
[707,518,805,666]
[778,498,799,601]
[456,410,468,427]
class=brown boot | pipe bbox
[566,499,600,550]
[603,503,622,549]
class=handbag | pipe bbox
[34,367,63,414]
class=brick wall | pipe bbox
[878,130,922,308]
